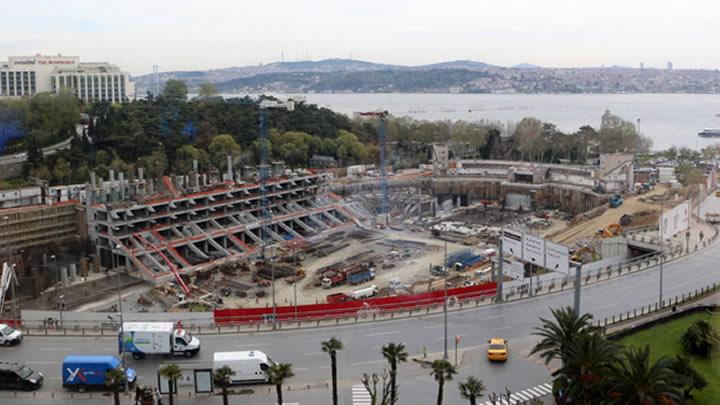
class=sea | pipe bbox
[237,93,720,151]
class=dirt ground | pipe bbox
[222,228,474,308]
[550,186,666,245]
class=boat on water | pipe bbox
[698,129,720,138]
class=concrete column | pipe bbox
[119,172,125,200]
[69,263,77,282]
[138,167,144,182]
[61,267,68,286]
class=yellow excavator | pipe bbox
[598,223,623,238]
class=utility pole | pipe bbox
[293,244,298,320]
[443,240,449,360]
[572,263,582,316]
[496,227,504,302]
[659,200,665,306]
[10,264,18,326]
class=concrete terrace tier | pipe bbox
[88,173,358,282]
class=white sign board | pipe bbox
[510,260,525,280]
[502,229,523,257]
[522,234,545,267]
[660,201,690,238]
[545,241,569,274]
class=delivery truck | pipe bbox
[213,351,277,384]
[119,322,201,360]
[62,355,136,392]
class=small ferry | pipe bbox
[698,129,720,138]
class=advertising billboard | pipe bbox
[660,201,690,238]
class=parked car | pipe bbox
[213,351,277,384]
[0,324,23,346]
[0,362,43,391]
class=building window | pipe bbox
[30,72,36,94]
[0,72,6,95]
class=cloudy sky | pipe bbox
[1,0,718,75]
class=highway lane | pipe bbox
[3,241,720,403]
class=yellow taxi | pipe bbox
[487,338,509,362]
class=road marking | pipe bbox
[482,382,552,405]
[234,343,269,347]
[596,303,617,310]
[362,331,398,337]
[25,362,58,365]
[423,324,443,329]
[302,351,324,356]
[492,326,513,332]
[350,359,385,367]
[478,314,505,321]
[435,334,466,341]
[41,348,74,351]
[294,368,308,371]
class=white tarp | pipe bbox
[660,201,690,238]
[502,229,523,258]
[545,241,569,274]
[523,234,546,267]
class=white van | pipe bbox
[0,324,23,346]
[213,351,277,384]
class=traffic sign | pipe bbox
[502,229,523,257]
[522,234,545,267]
[545,241,569,274]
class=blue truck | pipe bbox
[62,355,136,392]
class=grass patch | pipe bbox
[616,311,720,404]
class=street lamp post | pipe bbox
[51,255,64,329]
[292,245,298,320]
[443,240,449,360]
[112,245,128,394]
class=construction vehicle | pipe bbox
[706,212,720,224]
[326,292,353,304]
[609,195,624,208]
[597,223,623,238]
[348,285,378,300]
[570,246,596,263]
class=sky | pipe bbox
[1,0,719,75]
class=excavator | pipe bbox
[597,223,623,238]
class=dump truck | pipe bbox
[348,285,378,300]
[326,292,352,304]
[346,267,375,285]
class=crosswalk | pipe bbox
[352,384,372,405]
[481,382,553,404]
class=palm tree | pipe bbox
[530,306,596,366]
[159,363,183,405]
[458,376,485,405]
[681,320,719,357]
[556,331,618,403]
[381,342,408,404]
[214,365,236,405]
[268,363,294,405]
[606,346,684,404]
[321,336,344,405]
[104,368,126,405]
[668,355,707,400]
[430,359,457,405]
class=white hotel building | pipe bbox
[0,54,135,102]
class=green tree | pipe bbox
[267,363,294,405]
[213,365,236,405]
[209,134,240,171]
[335,130,368,165]
[668,355,707,400]
[556,331,618,403]
[159,363,183,405]
[430,359,457,405]
[104,367,126,405]
[137,149,168,179]
[198,82,219,99]
[381,342,408,404]
[174,144,209,173]
[320,138,337,156]
[29,165,51,181]
[161,79,188,103]
[52,157,72,184]
[27,90,80,145]
[606,346,683,404]
[321,337,344,405]
[681,320,719,357]
[458,376,485,405]
[530,307,597,366]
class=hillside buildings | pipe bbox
[0,54,134,102]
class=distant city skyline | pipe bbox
[2,0,719,75]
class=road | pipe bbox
[0,124,81,166]
[2,237,720,404]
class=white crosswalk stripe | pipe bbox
[482,382,553,404]
[352,384,372,405]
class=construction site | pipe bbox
[0,129,716,320]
